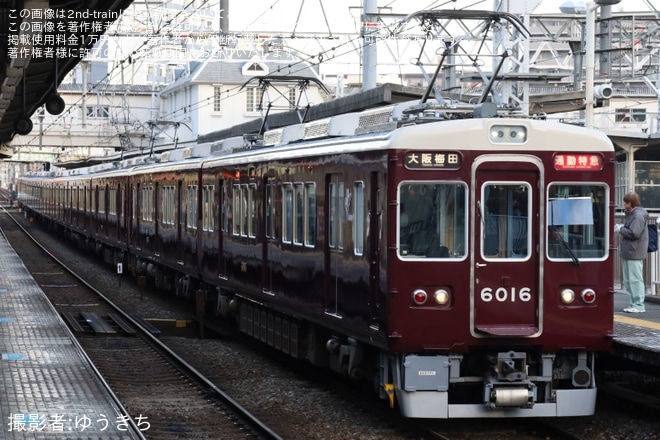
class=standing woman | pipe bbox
[616,191,649,313]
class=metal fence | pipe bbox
[613,214,660,295]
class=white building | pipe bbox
[156,51,331,148]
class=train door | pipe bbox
[472,158,541,337]
[368,172,381,329]
[324,173,344,316]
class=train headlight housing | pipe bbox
[560,288,575,304]
[433,288,450,305]
[581,288,596,304]
[489,125,527,144]
[412,289,428,305]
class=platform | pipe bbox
[612,290,660,368]
[0,232,143,439]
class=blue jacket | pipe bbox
[620,206,649,260]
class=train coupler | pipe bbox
[483,382,536,409]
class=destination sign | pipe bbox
[554,153,602,171]
[405,151,461,169]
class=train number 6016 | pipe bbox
[480,287,532,302]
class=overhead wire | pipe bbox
[154,12,434,124]
[24,0,459,151]
[108,12,441,148]
[22,0,216,147]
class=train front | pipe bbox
[384,118,615,418]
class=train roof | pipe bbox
[20,98,613,181]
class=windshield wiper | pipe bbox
[549,226,580,266]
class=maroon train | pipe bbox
[17,101,615,418]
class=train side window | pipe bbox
[112,187,118,217]
[265,182,276,239]
[221,183,229,233]
[294,183,304,245]
[142,186,153,222]
[547,184,607,260]
[305,182,316,247]
[232,184,241,235]
[187,184,198,229]
[109,187,116,216]
[99,187,106,215]
[202,185,215,232]
[119,186,124,224]
[248,184,256,238]
[282,183,293,243]
[162,185,175,226]
[132,186,137,220]
[398,182,466,259]
[353,181,364,256]
[329,179,345,250]
[143,186,150,221]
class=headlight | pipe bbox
[489,125,527,144]
[434,288,450,305]
[560,288,575,304]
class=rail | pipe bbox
[613,214,660,296]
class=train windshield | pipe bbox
[398,182,467,259]
[547,184,608,260]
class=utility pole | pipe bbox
[362,0,377,91]
[220,0,228,35]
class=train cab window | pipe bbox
[398,182,466,259]
[482,183,531,260]
[547,184,607,260]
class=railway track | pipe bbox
[0,208,283,440]
[4,204,660,439]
